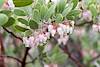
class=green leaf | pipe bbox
[34,3,41,10]
[67,10,80,20]
[3,17,15,27]
[40,4,48,19]
[18,18,28,26]
[0,10,12,16]
[14,9,27,16]
[13,0,33,7]
[72,0,78,9]
[56,0,67,13]
[32,9,41,23]
[62,3,73,17]
[0,13,8,26]
[89,4,97,18]
[0,0,4,8]
[24,30,32,37]
[44,4,56,20]
[55,14,63,23]
[38,0,45,5]
[50,45,68,64]
[15,25,28,32]
[29,20,38,29]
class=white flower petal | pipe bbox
[57,27,64,36]
[51,29,56,37]
[48,25,53,32]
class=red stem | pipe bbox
[0,33,5,67]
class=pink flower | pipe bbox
[62,35,69,45]
[45,32,50,39]
[82,10,92,22]
[50,29,56,37]
[57,27,64,36]
[44,64,58,67]
[23,37,30,47]
[58,35,69,45]
[92,24,98,32]
[48,25,53,32]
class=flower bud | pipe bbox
[82,10,92,22]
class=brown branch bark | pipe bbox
[21,47,30,67]
[59,38,85,67]
[3,27,23,42]
[0,33,5,67]
[0,55,22,63]
[87,54,100,66]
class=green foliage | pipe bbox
[72,0,79,9]
[40,4,48,20]
[32,9,41,23]
[66,10,80,20]
[14,9,27,16]
[55,13,63,23]
[18,18,29,26]
[15,25,29,32]
[49,45,68,64]
[3,17,15,27]
[38,0,45,5]
[0,10,12,16]
[44,4,56,20]
[0,0,4,8]
[0,13,8,26]
[13,0,33,7]
[89,4,97,18]
[56,0,67,13]
[29,19,38,29]
[62,3,73,17]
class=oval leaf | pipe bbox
[40,4,48,19]
[32,9,41,23]
[15,25,28,32]
[56,0,67,13]
[0,10,12,16]
[89,4,97,18]
[62,3,73,17]
[29,20,38,29]
[3,17,15,27]
[55,14,63,23]
[13,0,33,7]
[14,9,27,16]
[72,0,78,9]
[0,13,8,26]
[18,18,28,26]
[44,4,56,20]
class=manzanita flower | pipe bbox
[57,27,64,37]
[7,0,15,9]
[82,10,92,22]
[58,35,69,45]
[23,20,75,48]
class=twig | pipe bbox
[26,57,37,64]
[87,54,100,65]
[0,55,22,63]
[0,33,5,67]
[59,44,85,67]
[3,27,23,42]
[21,47,30,67]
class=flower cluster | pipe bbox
[23,20,75,47]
